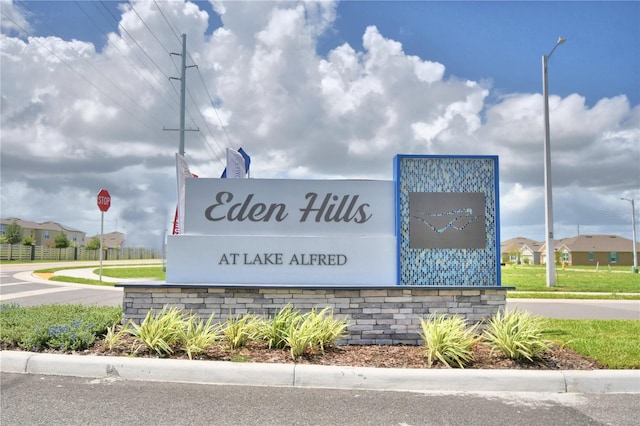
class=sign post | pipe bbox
[97,189,111,282]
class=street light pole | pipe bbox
[542,37,566,287]
[621,198,638,273]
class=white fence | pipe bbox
[0,244,160,262]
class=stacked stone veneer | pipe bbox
[121,286,509,345]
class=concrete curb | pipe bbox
[2,351,638,393]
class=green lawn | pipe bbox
[35,265,165,286]
[542,319,640,369]
[502,265,640,294]
[94,266,165,280]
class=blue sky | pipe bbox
[1,1,639,249]
[21,1,640,107]
[335,1,639,107]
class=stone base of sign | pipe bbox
[119,284,511,345]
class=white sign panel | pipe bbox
[168,178,398,285]
[184,179,395,236]
[166,235,397,285]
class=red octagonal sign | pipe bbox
[97,189,111,212]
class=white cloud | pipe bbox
[1,0,638,249]
[0,1,32,37]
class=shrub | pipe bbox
[223,313,257,349]
[419,313,479,368]
[103,324,129,351]
[126,306,186,355]
[180,313,222,359]
[254,304,302,349]
[284,307,349,359]
[482,308,551,361]
[284,316,318,359]
[0,304,121,351]
[306,307,349,354]
[27,320,97,351]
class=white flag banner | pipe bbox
[175,152,194,234]
[226,148,246,179]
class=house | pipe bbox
[84,231,126,249]
[0,217,86,247]
[541,234,640,267]
[500,237,542,265]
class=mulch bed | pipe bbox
[3,337,604,370]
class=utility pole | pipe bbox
[621,198,638,273]
[165,34,198,155]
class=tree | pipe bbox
[21,235,35,246]
[4,221,22,245]
[54,232,70,260]
[54,232,70,249]
[4,221,22,261]
[86,236,101,250]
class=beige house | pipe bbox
[501,237,542,265]
[540,234,640,267]
[84,231,126,249]
[0,217,86,247]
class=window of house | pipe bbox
[44,231,49,239]
[588,252,594,261]
[562,252,569,262]
[609,252,618,263]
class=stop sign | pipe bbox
[97,189,111,212]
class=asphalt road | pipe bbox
[1,262,639,319]
[2,262,639,425]
[0,261,144,307]
[2,372,638,426]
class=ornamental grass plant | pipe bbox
[224,313,258,349]
[419,313,480,368]
[482,308,552,362]
[255,304,302,349]
[307,306,349,354]
[180,313,223,359]
[254,305,350,359]
[127,306,186,355]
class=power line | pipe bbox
[151,1,230,166]
[75,0,180,115]
[153,0,182,43]
[192,62,237,150]
[14,0,236,171]
[0,8,173,145]
[98,0,171,82]
[129,1,171,56]
[19,1,164,128]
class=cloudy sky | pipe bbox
[1,0,638,250]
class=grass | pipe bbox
[94,266,165,280]
[33,265,166,286]
[502,265,640,299]
[507,292,640,300]
[542,319,640,369]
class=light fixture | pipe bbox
[542,37,567,287]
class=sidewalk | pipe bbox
[1,351,639,394]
